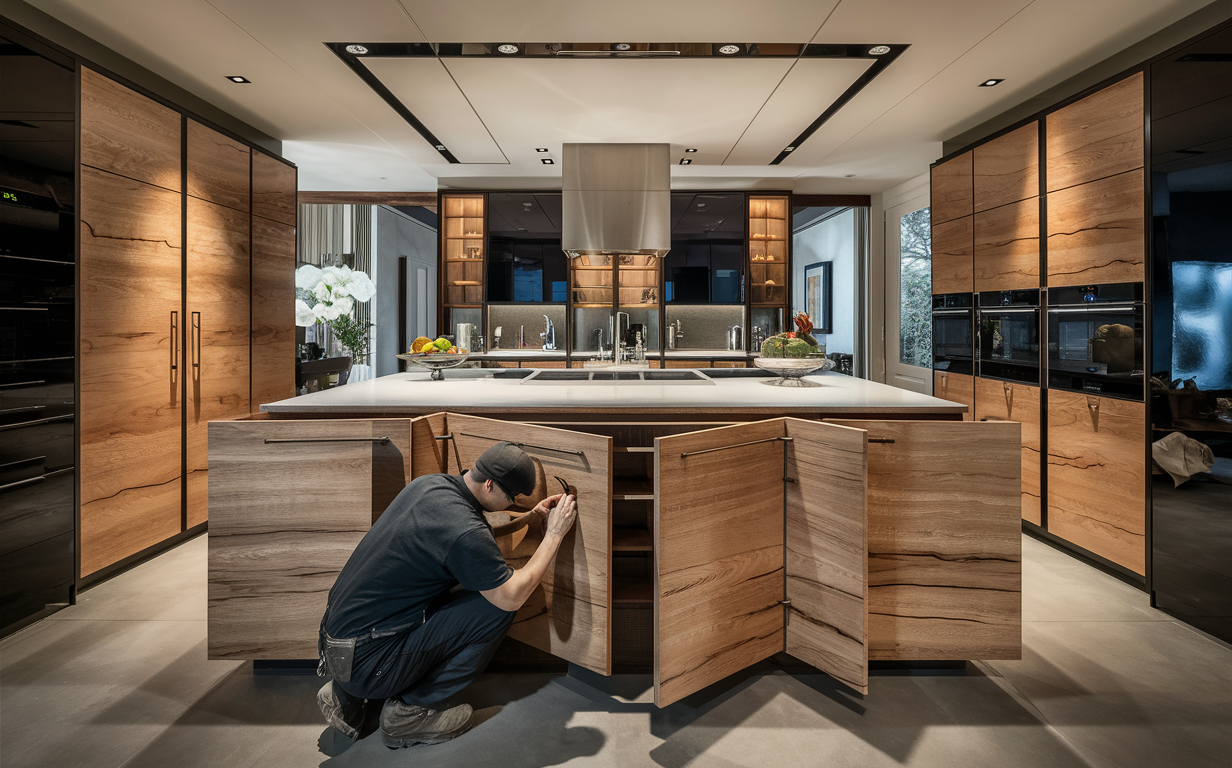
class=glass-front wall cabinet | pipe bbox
[485,193,567,351]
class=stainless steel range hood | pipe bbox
[561,143,670,258]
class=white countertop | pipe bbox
[263,369,965,415]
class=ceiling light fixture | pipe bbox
[226,76,250,83]
[615,43,631,51]
[868,45,891,55]
[980,78,1004,87]
[685,148,698,153]
[498,44,519,54]
[435,144,446,151]
[679,158,692,165]
[535,147,549,152]
[541,158,554,164]
[345,44,369,55]
[784,146,795,152]
[718,45,740,55]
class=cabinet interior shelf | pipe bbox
[443,303,482,309]
[615,446,655,453]
[613,527,653,551]
[572,302,612,308]
[613,576,653,604]
[618,303,658,309]
[445,236,484,240]
[613,479,653,500]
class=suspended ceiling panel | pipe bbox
[724,58,874,165]
[401,0,843,44]
[437,58,798,163]
[363,57,507,164]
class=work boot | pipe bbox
[317,680,367,740]
[380,698,474,748]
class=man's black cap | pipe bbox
[474,441,536,499]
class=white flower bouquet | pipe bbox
[295,264,376,364]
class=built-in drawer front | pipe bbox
[933,371,975,421]
[0,418,74,478]
[931,216,974,295]
[974,199,1039,292]
[931,151,973,225]
[973,122,1039,212]
[1046,169,1145,287]
[0,304,73,362]
[1046,72,1144,193]
[974,378,1041,525]
[0,530,74,629]
[1047,390,1146,574]
[0,360,75,424]
[0,467,74,557]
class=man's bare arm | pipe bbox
[481,493,576,612]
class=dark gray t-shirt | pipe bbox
[323,473,512,639]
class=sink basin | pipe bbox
[521,369,712,385]
[701,368,775,378]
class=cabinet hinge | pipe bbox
[780,599,792,607]
[784,476,797,483]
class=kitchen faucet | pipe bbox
[592,327,608,359]
[615,311,630,364]
[540,315,556,350]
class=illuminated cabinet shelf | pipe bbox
[440,194,485,339]
[748,195,789,338]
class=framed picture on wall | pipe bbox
[804,261,832,334]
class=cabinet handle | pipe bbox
[0,380,45,389]
[170,311,179,382]
[868,437,896,444]
[0,405,45,416]
[679,435,793,459]
[264,437,391,444]
[0,475,45,494]
[1086,396,1100,432]
[452,432,586,458]
[191,311,201,371]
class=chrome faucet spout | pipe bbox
[540,314,556,350]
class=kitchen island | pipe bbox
[209,367,1021,706]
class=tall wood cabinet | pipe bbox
[77,69,296,578]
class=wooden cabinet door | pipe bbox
[186,197,251,527]
[1046,73,1144,193]
[830,420,1022,661]
[974,379,1042,525]
[973,122,1039,213]
[934,371,975,420]
[445,413,614,675]
[974,198,1039,292]
[1046,391,1146,574]
[654,419,787,707]
[1045,168,1145,287]
[931,151,973,225]
[931,216,974,295]
[251,216,296,409]
[783,419,869,695]
[207,417,415,659]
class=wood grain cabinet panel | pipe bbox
[80,68,181,192]
[1046,168,1144,287]
[933,371,975,421]
[251,217,296,409]
[831,420,1022,661]
[79,167,183,576]
[974,198,1040,292]
[447,414,614,675]
[974,379,1042,525]
[931,151,973,225]
[931,216,974,295]
[1046,73,1144,192]
[188,120,250,212]
[973,123,1039,212]
[207,418,414,659]
[187,197,251,528]
[251,151,297,226]
[1046,391,1146,574]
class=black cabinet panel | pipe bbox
[0,468,74,556]
[0,531,74,629]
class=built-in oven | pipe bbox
[932,292,975,376]
[1047,283,1145,401]
[978,290,1040,385]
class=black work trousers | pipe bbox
[337,590,515,706]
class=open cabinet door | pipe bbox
[783,418,870,694]
[654,419,787,707]
[207,417,415,659]
[446,413,614,675]
[830,419,1021,660]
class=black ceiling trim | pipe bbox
[326,42,910,165]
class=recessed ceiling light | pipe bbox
[980,78,1005,87]
[718,45,740,55]
[685,148,698,153]
[523,202,533,207]
[498,44,519,54]
[784,146,795,152]
[679,158,692,165]
[542,158,554,164]
[697,203,706,208]
[435,145,446,151]
[615,43,631,51]
[345,45,368,55]
[868,45,891,55]
[535,147,549,152]
[226,75,250,83]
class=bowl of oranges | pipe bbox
[397,336,469,380]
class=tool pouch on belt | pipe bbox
[322,634,356,683]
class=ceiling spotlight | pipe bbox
[435,144,446,151]
[697,203,706,208]
[615,43,631,51]
[685,148,698,153]
[542,158,554,164]
[498,44,519,54]
[226,75,251,83]
[345,44,369,55]
[523,202,533,207]
[980,78,1005,87]
[679,158,692,165]
[784,146,795,152]
[718,45,740,55]
[868,45,891,55]
[535,147,549,152]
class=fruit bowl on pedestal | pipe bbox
[752,356,834,387]
[396,352,470,380]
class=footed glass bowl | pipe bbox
[397,352,470,380]
[753,356,834,387]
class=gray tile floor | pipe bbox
[2,534,1230,768]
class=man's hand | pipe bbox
[544,493,576,539]
[480,491,577,612]
[531,493,563,520]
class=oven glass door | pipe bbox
[932,309,974,375]
[979,308,1040,384]
[1047,304,1145,400]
